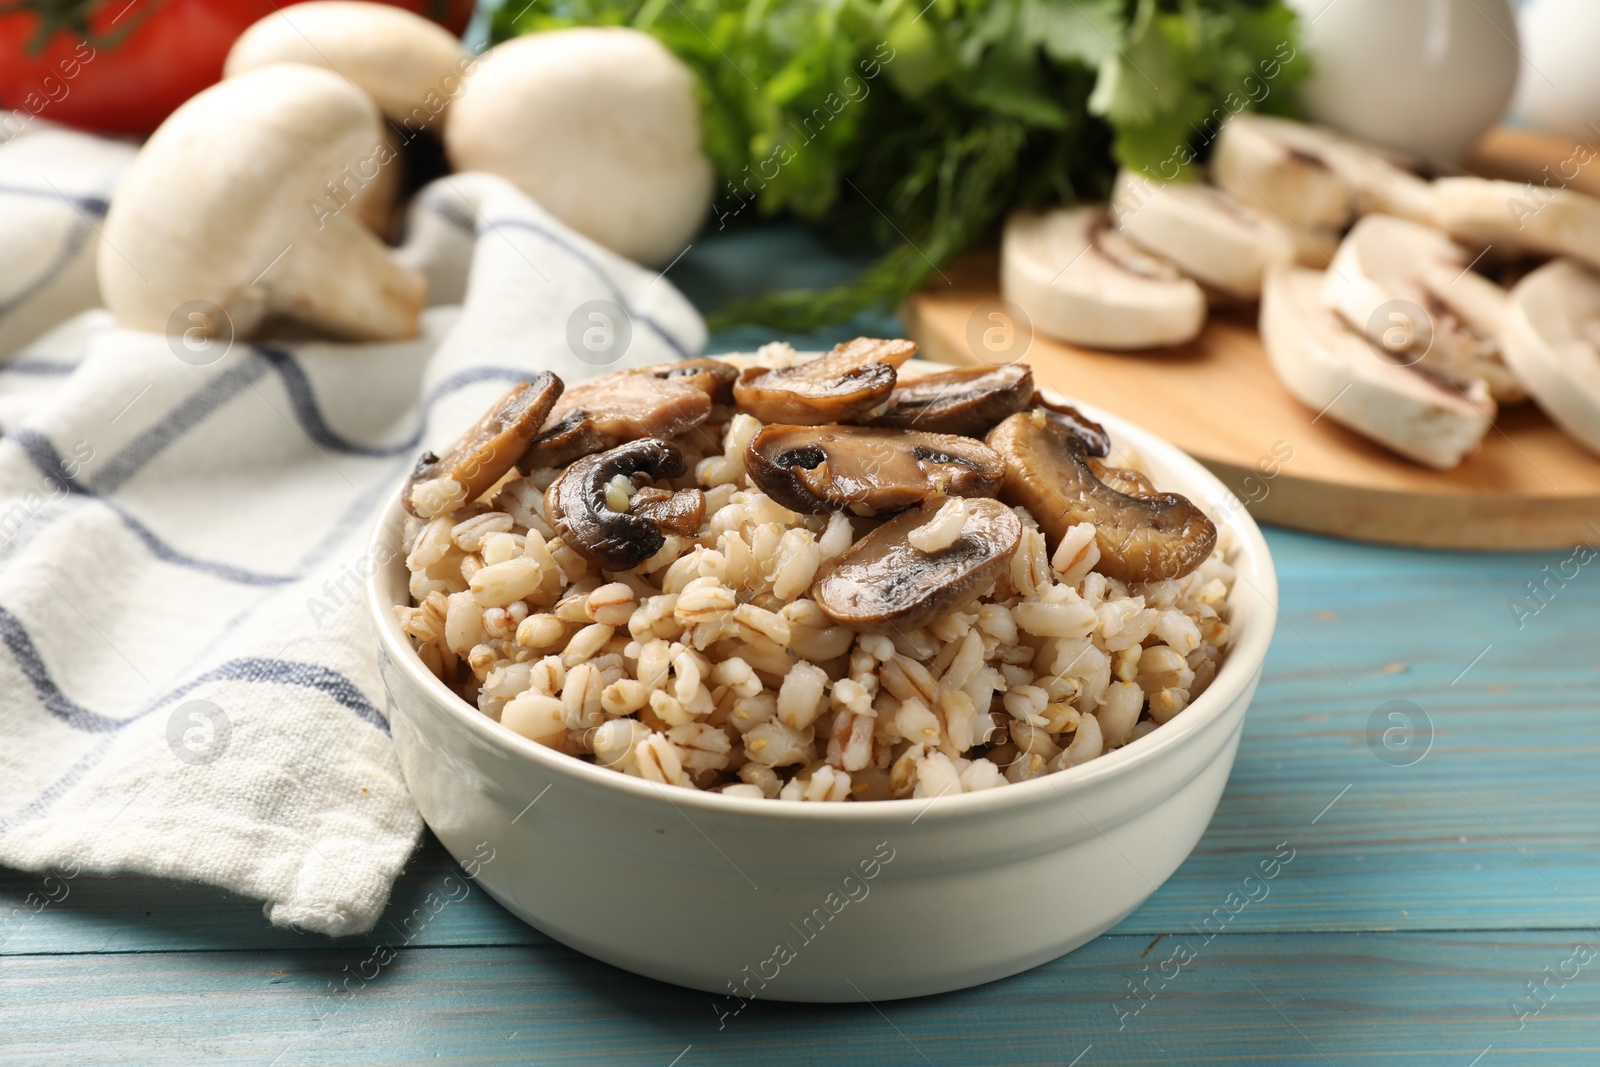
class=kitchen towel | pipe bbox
[0,118,705,936]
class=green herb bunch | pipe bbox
[493,0,1307,329]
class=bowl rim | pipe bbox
[366,374,1278,824]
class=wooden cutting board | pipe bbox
[901,127,1600,551]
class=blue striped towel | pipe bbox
[0,120,705,935]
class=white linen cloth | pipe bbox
[0,119,705,935]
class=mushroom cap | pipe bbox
[444,28,714,266]
[225,2,467,127]
[1002,206,1207,350]
[732,337,917,424]
[1260,266,1493,469]
[746,424,1005,515]
[987,410,1216,583]
[1323,214,1523,402]
[545,438,704,570]
[810,497,1022,632]
[1110,170,1295,300]
[1501,258,1600,456]
[866,364,1034,437]
[98,63,426,341]
[520,365,713,471]
[405,373,563,517]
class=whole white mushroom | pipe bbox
[99,63,426,342]
[445,28,714,266]
[225,1,469,131]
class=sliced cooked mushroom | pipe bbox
[810,498,1022,631]
[405,373,562,517]
[1501,258,1600,456]
[1089,461,1156,498]
[1029,392,1111,457]
[1110,170,1295,300]
[1260,267,1493,469]
[646,357,739,404]
[746,425,1005,516]
[865,364,1033,436]
[987,411,1217,582]
[731,337,917,424]
[520,366,712,470]
[545,439,704,570]
[1323,214,1524,402]
[1001,206,1207,350]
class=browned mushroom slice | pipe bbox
[520,369,711,470]
[1089,460,1156,498]
[404,372,563,517]
[545,439,706,570]
[1031,392,1111,457]
[866,365,1034,436]
[628,486,706,538]
[987,411,1216,582]
[811,498,1022,631]
[746,424,1005,516]
[644,357,739,404]
[732,337,918,424]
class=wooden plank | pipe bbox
[4,933,1596,1065]
[6,530,1597,954]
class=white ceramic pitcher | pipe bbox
[1287,0,1519,164]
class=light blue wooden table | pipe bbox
[4,226,1598,1066]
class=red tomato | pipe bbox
[0,0,475,137]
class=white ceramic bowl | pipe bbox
[366,389,1278,1003]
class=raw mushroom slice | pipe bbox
[1110,170,1295,300]
[1029,392,1111,457]
[545,439,705,570]
[405,373,563,518]
[1501,258,1600,456]
[810,498,1022,632]
[866,364,1033,436]
[1432,177,1600,274]
[1323,214,1525,402]
[1001,206,1206,350]
[987,411,1217,583]
[1282,222,1342,270]
[1261,267,1494,470]
[746,425,1005,516]
[732,337,917,424]
[521,366,712,470]
[1211,113,1439,231]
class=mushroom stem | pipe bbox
[265,212,426,340]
